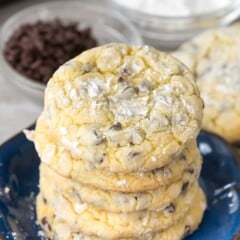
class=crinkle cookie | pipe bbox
[173,24,240,142]
[35,134,201,192]
[37,185,206,240]
[40,163,199,213]
[37,179,199,239]
[33,43,203,172]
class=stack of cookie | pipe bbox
[30,44,206,240]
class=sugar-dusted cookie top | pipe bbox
[35,44,203,172]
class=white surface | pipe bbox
[115,0,234,16]
[0,0,50,143]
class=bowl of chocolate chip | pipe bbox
[0,0,143,105]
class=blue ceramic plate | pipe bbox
[0,128,239,240]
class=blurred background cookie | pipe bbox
[173,24,240,143]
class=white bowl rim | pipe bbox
[0,0,143,92]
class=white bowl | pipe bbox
[112,0,240,50]
[0,0,143,106]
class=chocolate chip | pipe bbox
[95,138,106,146]
[183,225,191,237]
[128,152,140,158]
[110,122,122,131]
[164,203,176,213]
[3,19,97,85]
[41,217,48,225]
[180,153,187,161]
[134,87,139,94]
[43,197,47,204]
[41,217,52,231]
[95,153,106,164]
[118,77,125,83]
[134,196,138,201]
[186,167,195,174]
[48,224,52,232]
[98,157,104,164]
[152,167,162,175]
[81,63,93,74]
[121,67,130,77]
[181,181,190,193]
[93,130,106,146]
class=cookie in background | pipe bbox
[173,23,240,143]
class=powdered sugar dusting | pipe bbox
[117,179,127,187]
[74,203,87,214]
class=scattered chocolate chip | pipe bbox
[118,77,125,83]
[4,19,97,85]
[48,224,52,232]
[186,167,195,174]
[134,196,138,201]
[183,225,191,237]
[93,129,99,137]
[95,153,107,164]
[41,217,52,232]
[152,167,163,175]
[110,122,122,131]
[164,203,176,213]
[43,197,47,204]
[137,214,144,221]
[93,129,106,146]
[95,138,106,146]
[98,158,104,164]
[128,152,141,158]
[121,67,130,77]
[41,217,48,225]
[180,153,187,161]
[181,181,190,193]
[134,87,139,94]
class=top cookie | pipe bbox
[35,43,203,172]
[173,24,240,143]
